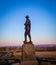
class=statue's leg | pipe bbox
[24,31,27,42]
[28,31,31,42]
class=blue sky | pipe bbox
[0,0,56,46]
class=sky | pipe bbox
[0,0,56,46]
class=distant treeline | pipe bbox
[35,46,56,51]
[0,46,56,52]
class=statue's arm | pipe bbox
[24,22,26,25]
[24,22,28,25]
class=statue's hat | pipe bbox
[25,16,29,18]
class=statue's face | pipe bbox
[26,18,28,20]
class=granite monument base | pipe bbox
[21,41,38,65]
[21,60,38,65]
[22,41,36,61]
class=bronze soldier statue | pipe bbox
[24,16,31,42]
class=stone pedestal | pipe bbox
[21,41,38,65]
[21,60,38,65]
[22,41,36,61]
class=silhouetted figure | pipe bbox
[24,16,31,42]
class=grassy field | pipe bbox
[0,51,56,65]
[35,51,56,60]
[7,51,56,60]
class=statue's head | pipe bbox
[25,15,29,19]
